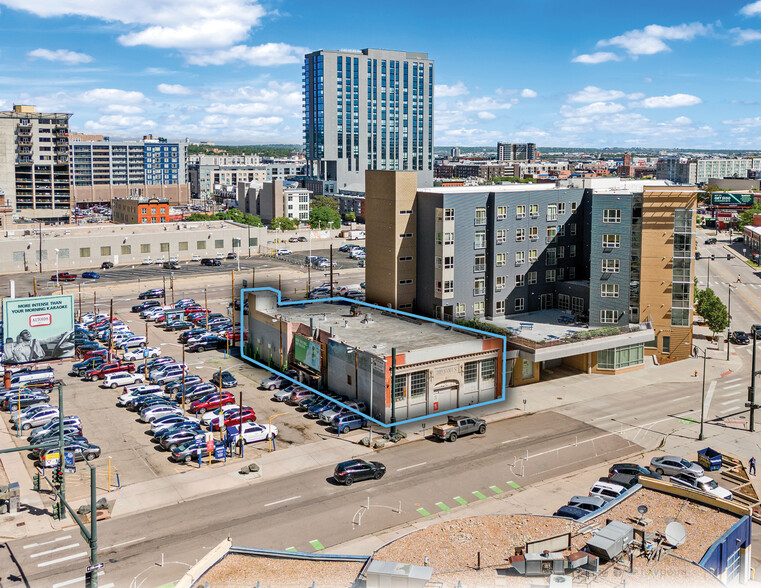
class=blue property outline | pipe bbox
[239,287,507,428]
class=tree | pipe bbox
[312,195,339,211]
[696,288,728,340]
[242,213,263,227]
[700,184,720,204]
[737,203,761,230]
[343,211,356,222]
[309,205,341,229]
[269,216,298,231]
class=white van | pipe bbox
[10,368,56,389]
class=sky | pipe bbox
[1,0,761,148]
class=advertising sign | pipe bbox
[711,192,754,206]
[2,294,74,364]
[294,334,321,372]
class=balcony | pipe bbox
[17,127,31,136]
[17,157,33,164]
[16,137,31,145]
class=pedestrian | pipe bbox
[737,275,742,283]
[750,457,756,476]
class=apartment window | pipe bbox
[496,253,506,266]
[516,205,526,219]
[12,251,23,262]
[399,279,414,285]
[558,247,565,259]
[160,242,170,253]
[497,205,507,220]
[443,232,454,245]
[474,254,486,272]
[515,228,525,242]
[515,274,525,287]
[179,242,188,251]
[672,308,691,327]
[100,246,111,256]
[547,204,557,221]
[528,249,537,263]
[474,207,486,225]
[444,256,454,269]
[399,233,413,238]
[547,248,556,266]
[496,229,506,244]
[444,208,455,221]
[558,224,565,237]
[496,276,506,290]
[572,297,584,313]
[249,237,258,246]
[603,209,622,223]
[232,238,241,248]
[662,336,671,353]
[399,210,413,215]
[546,269,556,282]
[121,245,131,255]
[474,278,485,296]
[571,202,577,213]
[569,267,576,279]
[528,271,537,285]
[515,298,525,312]
[600,310,618,324]
[529,227,538,241]
[602,259,620,273]
[495,300,505,314]
[151,208,157,214]
[474,301,485,316]
[443,280,453,293]
[570,223,577,236]
[140,244,150,253]
[529,204,538,218]
[602,234,620,248]
[197,241,206,250]
[464,361,479,383]
[558,294,570,310]
[515,251,525,265]
[140,207,147,214]
[558,203,566,214]
[601,283,619,297]
[436,256,442,268]
[80,247,91,258]
[455,303,466,317]
[546,226,557,243]
[473,230,486,249]
[399,256,413,262]
[557,268,564,280]
[570,245,577,258]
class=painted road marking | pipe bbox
[99,536,146,551]
[417,507,432,517]
[285,546,298,552]
[501,435,529,444]
[30,544,79,558]
[490,486,504,494]
[100,583,115,588]
[507,481,523,491]
[24,535,72,549]
[309,539,325,551]
[725,377,743,384]
[671,395,691,402]
[52,571,104,588]
[453,496,468,506]
[436,502,452,512]
[264,495,301,507]
[724,383,744,390]
[37,552,87,568]
[472,491,488,500]
[721,399,743,406]
[397,462,427,471]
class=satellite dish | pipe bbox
[665,522,687,547]
[637,505,649,515]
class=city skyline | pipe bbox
[0,1,760,148]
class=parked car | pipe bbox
[730,331,751,345]
[138,288,165,300]
[260,370,299,390]
[150,415,199,435]
[101,261,114,269]
[201,404,240,426]
[39,440,101,465]
[12,406,60,430]
[608,463,663,480]
[320,401,366,425]
[154,422,202,442]
[85,362,135,381]
[166,321,193,332]
[670,472,733,500]
[191,255,201,261]
[209,407,256,430]
[432,416,487,442]
[306,399,338,419]
[332,413,367,434]
[165,375,203,394]
[567,495,607,513]
[650,455,704,477]
[211,370,237,388]
[187,340,218,353]
[273,384,304,402]
[733,236,744,243]
[163,261,181,270]
[176,383,218,403]
[200,258,221,266]
[81,272,100,279]
[72,357,105,377]
[132,300,161,313]
[589,481,627,503]
[226,252,237,259]
[189,392,235,414]
[119,336,148,350]
[235,422,278,444]
[123,347,162,361]
[140,403,182,422]
[51,272,77,282]
[160,428,204,451]
[103,372,145,389]
[28,418,82,443]
[141,258,153,265]
[553,506,589,520]
[3,392,51,412]
[170,439,225,463]
[333,459,386,486]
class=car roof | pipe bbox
[592,481,625,492]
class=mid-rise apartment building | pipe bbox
[657,156,761,184]
[496,142,536,161]
[304,48,434,194]
[189,160,305,200]
[112,197,170,224]
[0,105,71,223]
[237,180,311,224]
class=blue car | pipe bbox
[82,272,101,279]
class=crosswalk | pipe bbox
[18,533,115,588]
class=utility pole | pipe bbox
[144,322,148,379]
[252,266,255,288]
[57,383,65,516]
[329,244,334,298]
[33,278,37,297]
[699,348,707,441]
[181,343,186,413]
[38,222,42,274]
[204,288,209,332]
[390,347,397,437]
[162,276,166,304]
[748,329,761,433]
[726,285,732,361]
[108,299,114,362]
[171,273,175,305]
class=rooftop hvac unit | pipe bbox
[586,520,634,561]
[549,575,573,587]
[509,552,565,576]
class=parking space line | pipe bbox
[309,539,325,551]
[37,552,87,567]
[453,496,468,506]
[52,571,104,588]
[489,485,504,495]
[23,535,72,549]
[507,481,523,491]
[472,491,488,500]
[435,502,451,512]
[30,543,79,558]
[416,507,432,517]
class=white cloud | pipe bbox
[157,83,192,95]
[597,22,712,56]
[0,0,266,50]
[520,88,537,98]
[77,88,147,104]
[203,80,301,117]
[571,52,622,64]
[101,104,144,114]
[561,101,626,117]
[477,111,496,120]
[567,86,644,103]
[672,116,692,124]
[435,81,469,97]
[636,93,702,108]
[458,96,513,111]
[185,43,307,66]
[729,27,761,44]
[83,115,156,133]
[437,127,502,146]
[28,48,93,65]
[722,116,761,127]
[740,1,761,16]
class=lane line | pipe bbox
[37,552,87,567]
[52,571,104,588]
[30,543,79,558]
[99,536,146,551]
[264,496,301,507]
[23,535,72,549]
[501,436,529,444]
[397,462,427,472]
[670,395,691,402]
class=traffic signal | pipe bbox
[52,502,61,520]
[711,254,715,261]
[727,254,732,260]
[33,473,40,491]
[52,469,63,487]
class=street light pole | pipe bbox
[749,329,759,433]
[726,285,732,361]
[699,347,707,441]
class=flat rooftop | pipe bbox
[3,219,243,240]
[265,300,491,358]
[418,184,563,194]
[485,308,587,344]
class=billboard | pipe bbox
[294,334,321,371]
[2,294,75,364]
[712,192,754,206]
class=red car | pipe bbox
[210,407,256,430]
[184,307,208,316]
[189,392,235,414]
[83,349,109,361]
[51,272,77,282]
[221,329,247,342]
[85,361,136,381]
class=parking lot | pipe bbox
[1,273,358,501]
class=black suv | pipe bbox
[138,288,165,300]
[333,459,386,486]
[200,258,221,266]
[704,237,717,245]
[101,261,114,269]
[132,300,162,313]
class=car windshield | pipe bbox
[679,458,693,468]
[700,480,719,490]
